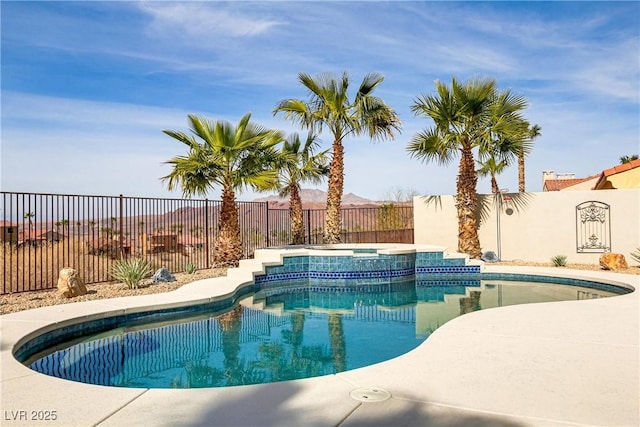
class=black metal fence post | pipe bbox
[205,199,210,268]
[265,203,270,247]
[119,194,124,259]
[306,210,311,245]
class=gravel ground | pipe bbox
[0,268,227,315]
[1,262,638,316]
[494,260,640,274]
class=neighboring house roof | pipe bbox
[543,175,599,191]
[179,235,205,245]
[593,159,640,190]
[145,231,178,237]
[86,236,131,246]
[0,221,17,227]
[17,229,63,241]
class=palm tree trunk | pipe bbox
[290,185,305,245]
[214,180,242,266]
[456,144,482,258]
[218,305,243,385]
[491,173,499,194]
[328,313,346,373]
[459,290,482,315]
[518,151,525,192]
[325,139,344,244]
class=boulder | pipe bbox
[599,253,628,271]
[152,267,176,284]
[481,251,499,263]
[57,267,87,298]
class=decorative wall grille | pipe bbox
[576,201,610,253]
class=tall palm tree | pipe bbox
[277,132,330,245]
[407,77,531,258]
[274,71,401,243]
[162,113,282,266]
[518,124,541,192]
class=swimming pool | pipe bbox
[20,278,623,389]
[15,245,631,389]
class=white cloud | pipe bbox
[139,2,284,39]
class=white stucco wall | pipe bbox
[413,189,640,265]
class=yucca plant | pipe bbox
[630,247,640,264]
[551,255,568,267]
[184,262,198,275]
[111,258,153,289]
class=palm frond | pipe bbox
[407,128,457,166]
[355,72,385,98]
[162,113,283,198]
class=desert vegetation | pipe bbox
[0,238,202,294]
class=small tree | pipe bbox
[276,132,329,245]
[377,203,406,231]
[24,212,35,234]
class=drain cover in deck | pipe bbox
[349,387,391,402]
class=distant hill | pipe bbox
[253,188,380,208]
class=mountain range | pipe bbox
[252,188,379,208]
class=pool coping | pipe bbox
[1,258,638,426]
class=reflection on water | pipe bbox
[28,279,618,388]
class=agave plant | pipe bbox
[111,258,153,289]
[184,262,198,275]
[551,255,568,267]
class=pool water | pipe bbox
[24,278,620,389]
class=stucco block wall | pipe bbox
[414,189,640,265]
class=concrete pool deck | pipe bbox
[1,265,638,427]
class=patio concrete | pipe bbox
[1,266,638,427]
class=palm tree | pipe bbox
[277,132,330,245]
[24,212,34,237]
[162,113,282,266]
[479,117,533,194]
[274,71,401,243]
[477,157,509,194]
[620,154,639,164]
[408,77,531,258]
[518,124,541,192]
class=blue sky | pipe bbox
[2,1,639,201]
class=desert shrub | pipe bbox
[111,258,153,289]
[184,262,198,274]
[551,255,568,267]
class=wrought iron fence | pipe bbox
[264,205,414,247]
[1,192,413,294]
